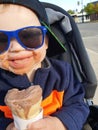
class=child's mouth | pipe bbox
[9,56,32,69]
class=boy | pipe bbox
[0,0,89,130]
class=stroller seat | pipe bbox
[42,2,98,130]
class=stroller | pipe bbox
[42,2,98,130]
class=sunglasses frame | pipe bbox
[0,26,47,54]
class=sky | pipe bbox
[40,0,97,11]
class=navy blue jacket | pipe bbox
[0,58,89,130]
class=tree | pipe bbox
[67,9,75,14]
[94,3,98,13]
[84,3,95,14]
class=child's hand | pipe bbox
[6,116,67,130]
[28,116,67,130]
[6,122,17,130]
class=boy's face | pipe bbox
[0,4,48,75]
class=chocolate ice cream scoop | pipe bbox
[5,85,42,119]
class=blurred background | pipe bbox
[41,0,98,23]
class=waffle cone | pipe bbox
[27,98,42,119]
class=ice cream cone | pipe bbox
[4,85,42,119]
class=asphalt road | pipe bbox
[77,22,98,78]
[77,22,98,53]
[77,22,98,104]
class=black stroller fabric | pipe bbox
[42,2,98,130]
[88,105,98,130]
[42,2,97,99]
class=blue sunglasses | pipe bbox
[0,26,47,54]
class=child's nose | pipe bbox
[9,38,25,52]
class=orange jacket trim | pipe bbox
[0,106,12,118]
[41,90,64,115]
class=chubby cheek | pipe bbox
[33,50,45,62]
[32,41,47,61]
[0,53,9,71]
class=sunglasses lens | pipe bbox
[18,27,43,49]
[0,32,8,53]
